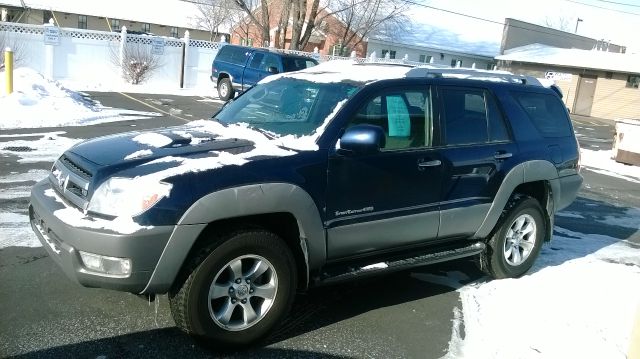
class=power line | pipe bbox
[595,0,640,8]
[562,0,640,15]
[400,0,629,45]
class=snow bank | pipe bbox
[581,148,640,183]
[444,227,640,359]
[0,68,161,129]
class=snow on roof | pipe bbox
[1,0,218,31]
[262,60,414,84]
[371,22,500,58]
[496,44,640,74]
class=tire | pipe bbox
[480,196,546,279]
[169,230,297,347]
[217,78,235,101]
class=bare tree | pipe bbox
[191,0,239,41]
[110,42,162,85]
[232,0,271,45]
[544,16,573,32]
[330,0,409,56]
[0,33,26,71]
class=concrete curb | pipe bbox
[630,303,640,359]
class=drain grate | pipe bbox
[3,146,35,152]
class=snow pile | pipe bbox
[0,68,161,129]
[581,148,640,183]
[444,227,640,359]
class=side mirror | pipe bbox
[337,125,385,155]
[267,66,279,74]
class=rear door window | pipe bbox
[512,92,572,137]
[440,87,510,146]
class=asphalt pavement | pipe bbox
[0,94,638,358]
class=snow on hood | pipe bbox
[0,68,161,129]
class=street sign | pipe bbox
[545,71,572,81]
[43,26,60,45]
[151,37,165,55]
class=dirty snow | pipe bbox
[0,68,161,129]
[0,132,80,163]
[0,212,40,248]
[0,169,49,184]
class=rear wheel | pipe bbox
[217,78,235,101]
[480,196,546,279]
[169,230,297,347]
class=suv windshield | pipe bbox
[215,78,360,137]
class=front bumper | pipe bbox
[29,179,175,293]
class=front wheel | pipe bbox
[217,78,235,101]
[169,230,297,347]
[480,196,546,279]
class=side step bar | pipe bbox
[318,241,485,285]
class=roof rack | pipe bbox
[406,67,544,86]
[354,62,416,68]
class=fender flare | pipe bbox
[141,183,325,294]
[473,160,559,239]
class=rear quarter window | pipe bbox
[512,91,572,137]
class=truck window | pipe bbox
[249,53,265,69]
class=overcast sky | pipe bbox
[408,0,640,53]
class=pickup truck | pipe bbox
[210,44,318,101]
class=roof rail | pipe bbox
[406,67,544,86]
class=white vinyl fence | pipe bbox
[1,20,428,90]
[0,20,224,89]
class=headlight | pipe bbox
[87,177,172,217]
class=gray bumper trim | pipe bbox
[29,179,174,293]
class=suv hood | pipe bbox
[69,127,254,166]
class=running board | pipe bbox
[318,241,485,285]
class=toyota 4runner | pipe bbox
[30,61,582,347]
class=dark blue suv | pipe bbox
[30,62,582,347]
[211,44,318,100]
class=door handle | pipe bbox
[418,160,442,168]
[494,152,513,160]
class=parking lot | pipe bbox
[1,92,638,358]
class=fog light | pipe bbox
[79,251,131,277]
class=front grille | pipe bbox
[49,157,92,211]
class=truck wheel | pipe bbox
[480,196,545,279]
[169,230,297,347]
[217,78,235,101]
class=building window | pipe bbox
[43,10,53,24]
[450,59,462,67]
[142,23,151,33]
[381,49,396,59]
[419,54,433,63]
[627,75,640,89]
[78,15,87,29]
[170,27,179,38]
[111,19,120,31]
